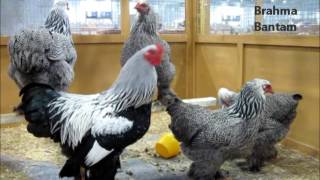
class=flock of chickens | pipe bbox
[7,0,302,180]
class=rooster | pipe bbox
[218,88,302,171]
[18,44,163,179]
[121,2,176,100]
[160,79,273,179]
[8,0,76,92]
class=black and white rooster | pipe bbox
[19,44,164,179]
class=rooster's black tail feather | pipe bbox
[20,83,60,137]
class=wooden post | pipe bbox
[198,0,210,35]
[121,0,130,39]
[254,0,263,35]
[185,0,196,97]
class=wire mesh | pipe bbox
[0,0,54,36]
[68,0,121,35]
[209,0,256,35]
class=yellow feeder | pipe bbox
[155,132,180,158]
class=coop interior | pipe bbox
[0,0,319,180]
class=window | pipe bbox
[261,0,319,35]
[207,0,320,35]
[0,0,121,36]
[68,0,121,35]
[206,0,256,35]
[1,0,54,36]
[129,0,186,33]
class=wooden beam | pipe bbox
[282,138,320,159]
[195,35,320,47]
[185,0,195,97]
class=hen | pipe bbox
[121,2,176,99]
[160,79,273,179]
[8,0,76,91]
[18,44,163,179]
[218,88,302,171]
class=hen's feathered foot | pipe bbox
[187,161,216,180]
[264,146,278,161]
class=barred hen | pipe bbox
[8,0,76,91]
[160,79,273,180]
[218,88,302,171]
[121,2,176,99]
[19,44,163,179]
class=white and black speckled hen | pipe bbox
[8,0,76,91]
[218,88,302,171]
[160,79,273,180]
[121,2,176,99]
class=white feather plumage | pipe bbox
[48,91,135,149]
[92,116,133,136]
[85,141,111,166]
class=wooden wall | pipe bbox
[0,41,188,114]
[0,0,319,158]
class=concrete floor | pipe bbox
[1,112,319,180]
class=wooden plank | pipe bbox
[182,97,216,107]
[0,113,24,125]
[282,138,319,159]
[0,36,9,46]
[196,35,320,47]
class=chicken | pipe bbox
[8,0,76,91]
[160,79,273,179]
[121,2,176,99]
[18,44,163,179]
[218,88,303,171]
